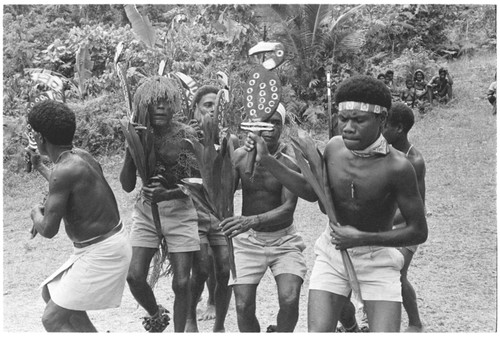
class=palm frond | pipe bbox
[304,4,330,47]
[328,4,365,33]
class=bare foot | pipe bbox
[199,304,216,321]
[405,325,424,332]
[213,328,225,333]
[185,318,199,332]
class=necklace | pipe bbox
[54,146,74,164]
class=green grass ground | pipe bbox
[2,52,496,332]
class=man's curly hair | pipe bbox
[387,102,414,134]
[28,100,76,145]
[192,85,218,109]
[335,75,392,110]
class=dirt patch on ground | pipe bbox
[3,95,497,332]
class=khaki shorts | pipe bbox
[229,224,307,285]
[129,196,200,253]
[196,207,227,246]
[309,228,404,302]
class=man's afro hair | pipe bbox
[28,100,76,145]
[335,75,392,110]
[387,102,414,134]
[192,85,218,108]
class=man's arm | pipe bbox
[219,186,298,238]
[119,148,137,192]
[26,150,51,181]
[246,132,319,202]
[30,166,72,238]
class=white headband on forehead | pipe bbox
[338,101,387,114]
[277,103,286,125]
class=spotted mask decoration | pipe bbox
[243,65,282,124]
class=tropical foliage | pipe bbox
[3,4,496,172]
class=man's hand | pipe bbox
[30,204,44,238]
[25,148,41,171]
[244,132,269,162]
[329,223,364,250]
[142,181,167,204]
[30,203,44,219]
[219,215,257,238]
[188,119,204,140]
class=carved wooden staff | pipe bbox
[241,42,285,177]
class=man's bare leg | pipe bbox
[169,251,194,332]
[41,284,97,332]
[400,249,423,332]
[339,297,360,331]
[126,247,161,316]
[274,273,303,332]
[364,300,401,332]
[307,289,348,332]
[200,248,216,321]
[212,245,231,332]
[233,284,260,332]
[42,300,96,332]
[185,246,210,332]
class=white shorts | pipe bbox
[309,226,404,302]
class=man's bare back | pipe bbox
[49,148,120,242]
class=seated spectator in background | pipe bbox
[377,73,386,82]
[385,70,394,87]
[487,77,496,115]
[385,70,400,100]
[400,79,416,108]
[413,69,428,101]
[427,67,453,105]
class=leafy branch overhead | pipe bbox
[124,4,157,49]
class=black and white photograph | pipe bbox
[2,3,497,333]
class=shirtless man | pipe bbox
[383,102,426,332]
[427,67,453,105]
[120,76,200,332]
[219,107,307,332]
[27,100,132,332]
[244,75,428,332]
[185,85,232,332]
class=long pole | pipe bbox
[327,72,333,139]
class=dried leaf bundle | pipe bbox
[180,113,236,277]
[291,129,362,301]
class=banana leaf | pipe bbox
[124,4,157,49]
[291,130,362,301]
[74,43,94,100]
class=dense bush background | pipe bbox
[3,4,496,171]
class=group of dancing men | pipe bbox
[27,74,428,333]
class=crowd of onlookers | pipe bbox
[376,68,453,114]
[374,68,496,115]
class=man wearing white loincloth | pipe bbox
[27,100,132,332]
